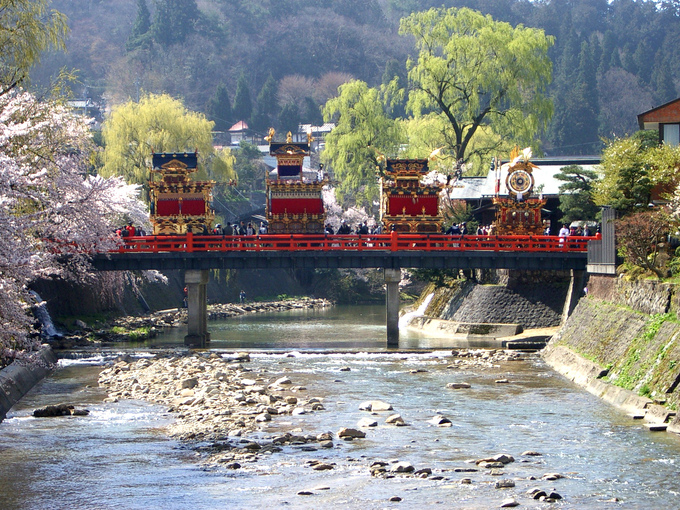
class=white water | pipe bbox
[399,291,434,328]
[29,290,60,338]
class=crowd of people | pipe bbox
[117,219,599,238]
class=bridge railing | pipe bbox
[112,233,595,254]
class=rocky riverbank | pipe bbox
[97,348,565,503]
[52,298,332,348]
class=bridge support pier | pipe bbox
[385,268,401,347]
[184,269,210,347]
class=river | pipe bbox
[1,305,679,509]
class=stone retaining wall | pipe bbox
[544,278,680,428]
[0,347,57,422]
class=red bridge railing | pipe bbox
[112,233,596,254]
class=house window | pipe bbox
[663,124,680,146]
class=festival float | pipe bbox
[492,147,546,235]
[265,129,326,233]
[148,152,215,234]
[380,158,444,233]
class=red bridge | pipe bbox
[92,233,595,348]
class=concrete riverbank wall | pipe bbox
[543,275,680,432]
[405,270,571,340]
[0,347,57,422]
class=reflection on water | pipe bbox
[145,304,439,350]
[1,307,680,509]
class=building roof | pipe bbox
[638,97,680,130]
[298,123,335,134]
[229,120,249,132]
[447,158,601,200]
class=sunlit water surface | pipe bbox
[1,306,679,509]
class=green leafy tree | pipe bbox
[555,165,600,223]
[151,0,200,47]
[232,72,253,124]
[206,84,233,131]
[399,7,554,172]
[381,59,407,119]
[0,0,68,94]
[126,0,152,52]
[232,141,266,193]
[322,80,404,208]
[593,130,659,213]
[100,93,235,193]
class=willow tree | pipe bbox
[400,7,554,171]
[0,0,68,94]
[100,93,235,193]
[322,80,404,208]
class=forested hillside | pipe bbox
[31,0,680,156]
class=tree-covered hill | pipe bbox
[31,0,680,155]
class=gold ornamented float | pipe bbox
[380,158,444,232]
[149,152,215,235]
[266,130,326,233]
[492,147,546,235]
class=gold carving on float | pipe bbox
[492,147,545,236]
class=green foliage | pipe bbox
[0,0,68,94]
[593,130,680,214]
[322,80,404,208]
[231,141,266,192]
[400,7,554,172]
[555,165,600,223]
[279,102,300,133]
[151,0,200,47]
[233,73,252,124]
[252,74,278,132]
[613,312,677,392]
[206,84,233,131]
[410,268,461,286]
[100,93,234,190]
[126,0,152,52]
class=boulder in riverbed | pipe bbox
[359,400,393,412]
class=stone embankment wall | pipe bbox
[543,275,680,431]
[0,347,57,422]
[415,270,570,330]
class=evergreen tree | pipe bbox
[555,165,600,223]
[652,54,677,105]
[251,74,278,132]
[633,39,654,85]
[279,102,300,134]
[206,84,233,131]
[232,73,253,124]
[126,0,152,52]
[599,30,616,76]
[151,0,200,47]
[302,97,323,126]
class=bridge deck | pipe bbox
[92,233,594,271]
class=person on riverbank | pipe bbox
[239,290,246,303]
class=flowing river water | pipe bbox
[1,305,680,509]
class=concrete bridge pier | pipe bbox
[184,269,210,347]
[385,268,401,347]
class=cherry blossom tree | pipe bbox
[0,90,147,364]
